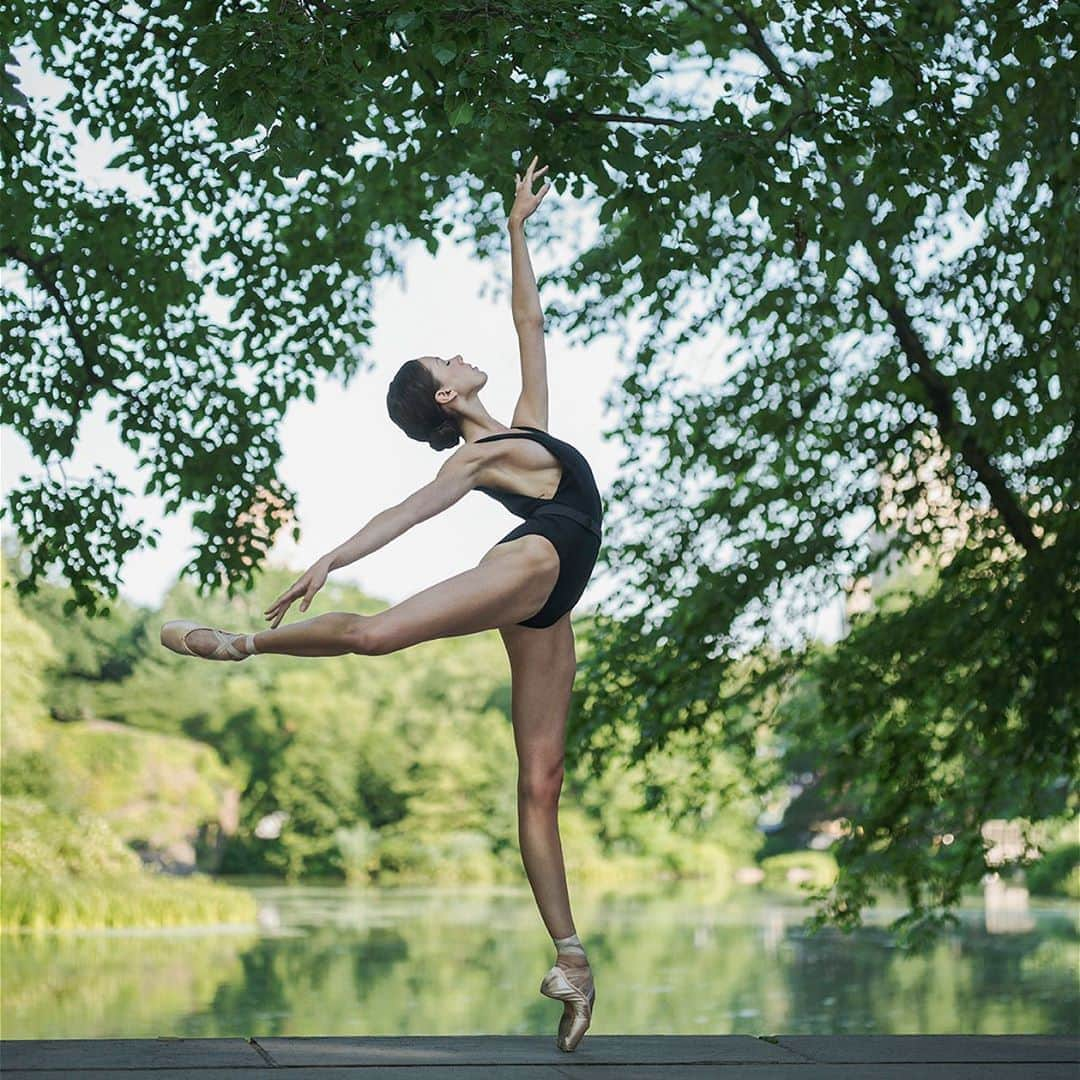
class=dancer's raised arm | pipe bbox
[263,450,481,627]
[508,154,552,431]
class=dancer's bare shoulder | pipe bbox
[461,433,562,499]
[436,438,504,491]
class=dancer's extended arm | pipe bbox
[326,451,483,570]
[326,452,480,570]
[508,154,552,430]
[263,451,481,626]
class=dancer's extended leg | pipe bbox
[182,536,559,659]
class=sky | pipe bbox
[1,38,847,642]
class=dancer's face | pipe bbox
[420,354,487,406]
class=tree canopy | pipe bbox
[1,0,672,607]
[2,1,1076,941]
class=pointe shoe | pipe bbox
[161,620,251,661]
[540,961,595,1052]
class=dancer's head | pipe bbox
[386,354,487,450]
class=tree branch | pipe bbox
[840,2,926,90]
[3,245,118,394]
[882,294,1043,556]
[719,7,1042,559]
[84,0,174,48]
[543,103,815,146]
[544,106,697,128]
[729,5,807,96]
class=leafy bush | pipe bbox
[0,796,256,932]
[1025,843,1080,899]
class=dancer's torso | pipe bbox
[473,426,603,532]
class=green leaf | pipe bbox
[449,102,473,126]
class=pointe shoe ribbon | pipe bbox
[540,963,595,1052]
[161,620,250,661]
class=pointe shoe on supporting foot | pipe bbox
[160,620,253,661]
[540,962,595,1052]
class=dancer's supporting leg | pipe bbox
[184,536,559,659]
[499,613,590,972]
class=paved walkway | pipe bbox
[1,1034,1076,1078]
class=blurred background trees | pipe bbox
[2,542,774,932]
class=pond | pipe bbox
[3,881,1077,1038]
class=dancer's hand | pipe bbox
[509,154,551,226]
[264,556,332,628]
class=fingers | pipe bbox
[265,586,298,616]
[266,577,302,607]
[514,163,550,197]
[517,156,547,180]
[512,156,553,219]
[265,581,304,627]
[264,570,325,627]
[267,598,291,627]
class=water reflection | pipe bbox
[3,882,1077,1038]
[984,873,1037,934]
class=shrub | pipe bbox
[1025,843,1080,899]
[0,796,257,932]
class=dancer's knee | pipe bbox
[518,761,565,806]
[342,615,396,656]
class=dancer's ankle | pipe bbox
[557,953,590,970]
[243,633,259,656]
[553,931,588,965]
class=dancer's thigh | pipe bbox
[499,613,577,791]
[363,535,560,652]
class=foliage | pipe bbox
[0,0,673,608]
[3,1,1074,944]
[1,545,765,902]
[1024,843,1080,900]
[2,555,249,868]
[1019,815,1080,899]
[0,796,256,932]
[1,551,256,931]
[788,540,1075,944]
[0,551,56,755]
[48,720,241,851]
[565,2,1077,944]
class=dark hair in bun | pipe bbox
[386,359,463,451]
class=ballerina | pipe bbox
[161,154,599,1051]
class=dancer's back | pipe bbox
[473,426,603,629]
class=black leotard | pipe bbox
[474,425,604,628]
